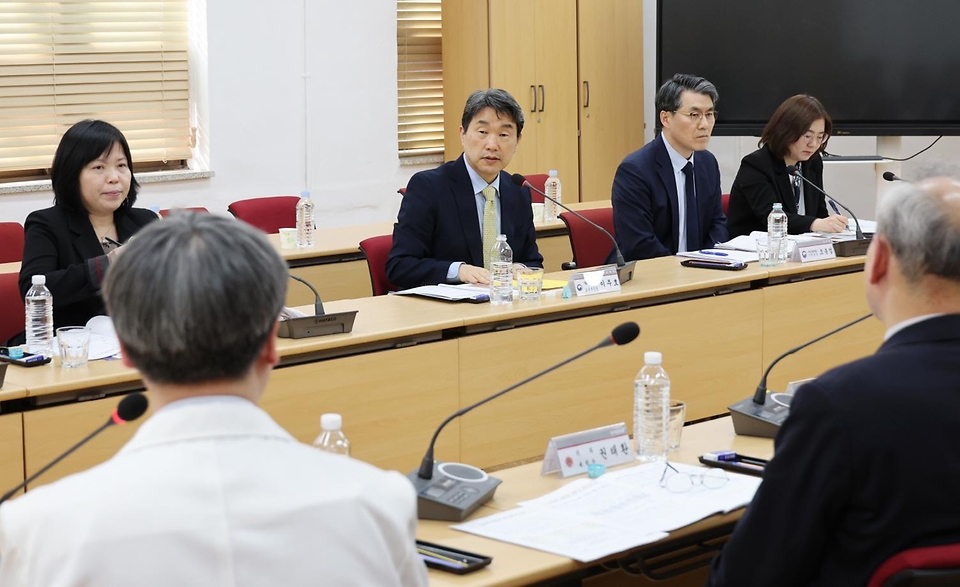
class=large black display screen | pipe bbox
[657,0,960,135]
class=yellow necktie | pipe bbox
[481,185,497,270]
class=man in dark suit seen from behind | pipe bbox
[611,74,727,261]
[387,88,542,289]
[708,176,960,586]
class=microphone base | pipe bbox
[728,392,794,438]
[617,260,637,284]
[277,310,358,339]
[407,461,501,521]
[833,237,872,257]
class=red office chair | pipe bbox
[868,544,960,587]
[722,193,730,215]
[358,235,399,296]
[0,222,25,264]
[522,173,549,203]
[159,207,209,217]
[227,196,300,234]
[0,272,25,345]
[558,208,616,271]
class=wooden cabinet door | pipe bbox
[488,0,539,179]
[533,0,580,202]
[578,0,644,202]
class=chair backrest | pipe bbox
[358,235,399,296]
[523,174,549,203]
[227,196,300,234]
[722,193,730,215]
[159,207,209,218]
[869,544,960,587]
[0,272,24,344]
[0,222,25,264]
[559,208,616,270]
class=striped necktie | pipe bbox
[481,185,497,270]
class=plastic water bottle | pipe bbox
[544,170,562,221]
[313,413,350,456]
[634,351,671,462]
[767,202,789,264]
[489,234,513,305]
[25,275,54,358]
[296,190,315,248]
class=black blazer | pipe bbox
[611,133,728,261]
[726,145,829,238]
[18,205,158,332]
[386,156,543,290]
[708,314,960,587]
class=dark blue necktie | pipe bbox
[683,162,700,250]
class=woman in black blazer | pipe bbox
[16,120,158,340]
[726,95,849,238]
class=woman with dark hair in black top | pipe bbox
[726,95,849,238]
[15,120,158,341]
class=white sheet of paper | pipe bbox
[453,462,761,562]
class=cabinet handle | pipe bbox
[530,85,537,113]
[583,81,590,108]
[539,84,545,112]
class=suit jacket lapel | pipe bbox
[654,135,680,252]
[451,156,483,266]
[67,211,105,260]
[116,211,142,241]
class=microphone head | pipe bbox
[785,165,799,176]
[882,171,900,182]
[114,393,149,424]
[611,322,640,346]
[510,173,530,187]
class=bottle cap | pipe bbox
[320,413,342,431]
[548,170,558,177]
[644,351,662,365]
[31,275,45,285]
[300,190,311,198]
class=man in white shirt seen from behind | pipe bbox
[0,213,427,587]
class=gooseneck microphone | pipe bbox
[510,173,637,284]
[290,274,325,316]
[0,393,148,505]
[882,171,904,182]
[416,321,640,480]
[752,313,873,406]
[786,165,866,241]
[728,314,872,438]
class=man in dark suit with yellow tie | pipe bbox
[611,74,728,261]
[708,176,960,586]
[387,89,542,290]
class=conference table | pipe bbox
[276,200,609,306]
[420,415,771,586]
[0,251,882,505]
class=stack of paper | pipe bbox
[452,462,761,562]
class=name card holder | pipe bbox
[567,265,621,297]
[541,422,633,478]
[791,237,836,263]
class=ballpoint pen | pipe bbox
[828,199,842,215]
[699,250,728,257]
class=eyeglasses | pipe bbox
[801,131,829,145]
[659,462,729,493]
[672,110,718,124]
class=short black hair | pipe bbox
[655,73,719,119]
[50,120,140,214]
[461,89,524,136]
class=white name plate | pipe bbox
[792,239,837,263]
[567,265,621,297]
[542,422,633,478]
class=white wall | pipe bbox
[0,0,428,227]
[3,1,960,227]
